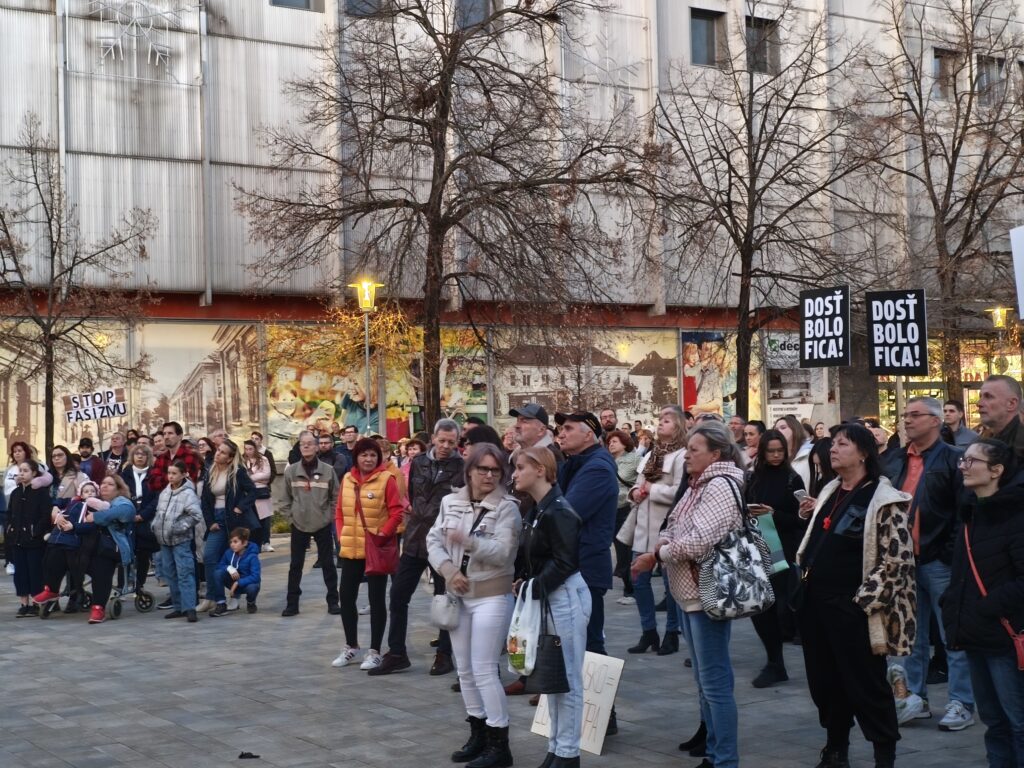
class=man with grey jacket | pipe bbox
[280,431,340,617]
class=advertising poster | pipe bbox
[136,323,261,443]
[493,329,678,429]
[763,330,838,427]
[680,330,737,417]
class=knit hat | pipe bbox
[352,437,383,467]
[77,480,99,497]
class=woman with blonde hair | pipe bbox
[197,439,257,612]
[513,445,590,768]
[620,407,686,655]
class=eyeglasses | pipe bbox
[474,466,502,477]
[958,456,991,470]
[902,412,933,420]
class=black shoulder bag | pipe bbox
[524,581,570,695]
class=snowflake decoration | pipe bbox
[90,0,190,72]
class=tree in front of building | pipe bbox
[0,114,155,454]
[237,0,654,428]
[867,0,1024,401]
[656,0,885,420]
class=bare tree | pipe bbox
[236,0,654,427]
[656,0,883,419]
[0,115,155,453]
[866,0,1024,400]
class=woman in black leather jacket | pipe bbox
[513,446,589,768]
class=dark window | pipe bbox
[457,0,490,28]
[976,55,1005,105]
[691,9,725,68]
[745,16,778,74]
[932,48,958,100]
[271,0,311,8]
[346,0,381,16]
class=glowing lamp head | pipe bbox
[988,306,1011,329]
[349,280,384,312]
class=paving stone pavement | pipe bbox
[0,541,986,768]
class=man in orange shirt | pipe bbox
[884,396,972,732]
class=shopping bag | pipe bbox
[754,513,789,575]
[507,579,541,676]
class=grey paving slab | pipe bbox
[0,537,986,767]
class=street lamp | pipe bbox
[349,279,384,435]
[986,306,1013,329]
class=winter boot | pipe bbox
[466,725,513,768]
[452,716,487,763]
[627,628,660,654]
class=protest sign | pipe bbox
[800,286,850,367]
[63,387,127,423]
[866,290,928,376]
[532,652,624,755]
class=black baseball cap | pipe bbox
[509,403,549,426]
[78,437,94,448]
[554,411,602,436]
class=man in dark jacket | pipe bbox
[370,418,464,677]
[978,375,1024,464]
[884,396,973,730]
[554,410,620,731]
[317,434,352,479]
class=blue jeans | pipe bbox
[632,550,680,633]
[546,572,592,758]
[967,650,1024,768]
[681,610,738,768]
[905,559,974,708]
[212,567,260,604]
[203,511,229,601]
[165,541,196,612]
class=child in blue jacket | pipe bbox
[210,527,261,616]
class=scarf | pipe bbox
[642,439,683,483]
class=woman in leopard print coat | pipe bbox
[794,423,916,768]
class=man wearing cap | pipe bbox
[77,438,107,483]
[554,410,620,733]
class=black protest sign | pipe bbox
[800,286,850,367]
[866,290,928,376]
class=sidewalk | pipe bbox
[0,545,986,768]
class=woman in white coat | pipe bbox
[619,407,687,655]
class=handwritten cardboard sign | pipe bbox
[63,387,127,423]
[531,652,624,755]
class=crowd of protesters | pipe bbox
[3,377,1023,768]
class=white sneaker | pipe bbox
[939,700,975,731]
[617,595,636,605]
[897,693,931,724]
[332,646,360,668]
[226,597,240,611]
[196,599,215,613]
[5,563,14,575]
[360,650,382,671]
[358,604,371,615]
[261,543,275,553]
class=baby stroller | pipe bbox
[105,557,157,619]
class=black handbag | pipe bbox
[524,588,570,695]
[254,487,271,501]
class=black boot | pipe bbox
[466,725,512,768]
[535,754,555,768]
[657,631,680,656]
[451,716,486,763]
[813,745,850,768]
[751,661,789,688]
[551,757,579,767]
[873,741,896,768]
[679,721,707,756]
[627,629,660,654]
[606,706,618,736]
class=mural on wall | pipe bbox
[762,330,838,426]
[680,329,762,419]
[409,328,489,427]
[136,323,261,443]
[493,329,679,429]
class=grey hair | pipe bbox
[986,374,1024,401]
[130,442,154,467]
[907,396,942,419]
[463,443,508,486]
[434,418,461,437]
[297,430,316,444]
[688,420,745,469]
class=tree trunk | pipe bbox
[938,261,962,402]
[44,336,55,457]
[421,230,445,431]
[734,247,754,421]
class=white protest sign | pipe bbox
[1012,226,1024,317]
[63,387,127,423]
[531,652,624,756]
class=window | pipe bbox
[522,374,531,386]
[691,9,725,68]
[745,16,778,74]
[457,0,490,28]
[976,55,1005,105]
[271,0,325,10]
[932,49,958,100]
[509,373,518,386]
[345,0,381,16]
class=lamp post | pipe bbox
[349,280,384,435]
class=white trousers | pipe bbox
[450,593,515,727]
